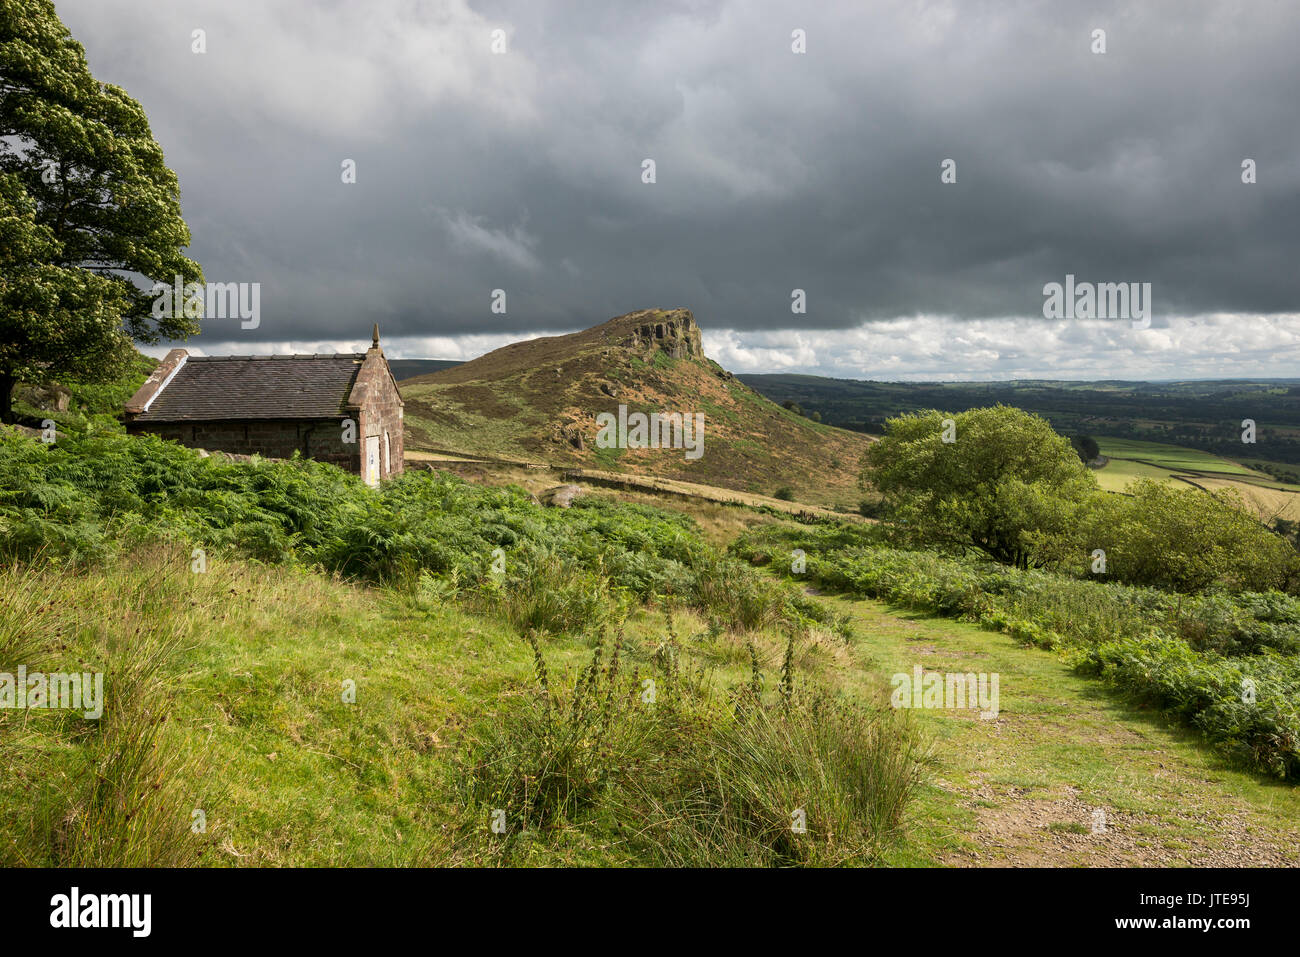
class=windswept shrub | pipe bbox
[861,405,1097,568]
[1072,480,1300,594]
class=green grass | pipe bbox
[0,545,919,866]
[591,443,625,470]
[9,385,1300,867]
[7,515,1300,867]
[1097,436,1255,476]
[732,523,1300,778]
[0,424,921,867]
[837,596,1300,866]
[1093,456,1181,492]
[1094,436,1300,507]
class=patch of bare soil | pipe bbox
[937,777,1299,867]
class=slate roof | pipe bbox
[132,354,365,422]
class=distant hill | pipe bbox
[740,373,1300,468]
[399,309,872,506]
[388,359,462,381]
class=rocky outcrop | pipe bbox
[552,423,585,450]
[624,309,704,361]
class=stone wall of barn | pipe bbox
[127,419,360,471]
[350,348,405,480]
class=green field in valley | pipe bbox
[1093,436,1300,521]
[1096,437,1254,475]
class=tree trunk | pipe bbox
[0,372,14,425]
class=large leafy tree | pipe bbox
[0,0,202,422]
[861,405,1097,568]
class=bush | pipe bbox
[1074,480,1300,594]
[861,405,1097,568]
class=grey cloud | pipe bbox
[54,0,1300,359]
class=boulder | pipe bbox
[14,382,71,413]
[538,483,585,508]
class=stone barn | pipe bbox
[125,326,404,485]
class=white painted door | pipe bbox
[365,435,380,486]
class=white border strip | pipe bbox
[141,355,187,413]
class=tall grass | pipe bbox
[1,430,916,865]
[457,618,925,866]
[474,546,627,638]
[0,547,218,866]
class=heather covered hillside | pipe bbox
[399,309,872,509]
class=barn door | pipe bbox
[365,435,380,486]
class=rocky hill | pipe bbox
[399,309,872,507]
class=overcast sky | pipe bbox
[55,0,1300,380]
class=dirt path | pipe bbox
[830,595,1300,867]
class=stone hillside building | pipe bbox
[125,326,404,485]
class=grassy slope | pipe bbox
[9,363,1297,866]
[1,545,877,866]
[8,541,1298,867]
[1097,437,1254,475]
[398,310,872,509]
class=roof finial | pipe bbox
[372,323,380,349]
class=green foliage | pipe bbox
[0,173,135,420]
[1076,634,1300,779]
[10,350,154,438]
[0,1,203,419]
[1074,480,1300,593]
[63,351,156,416]
[1071,434,1100,463]
[862,406,1296,592]
[0,427,809,634]
[733,522,1300,778]
[457,622,923,865]
[862,405,1097,567]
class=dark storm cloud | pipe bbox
[53,0,1300,352]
